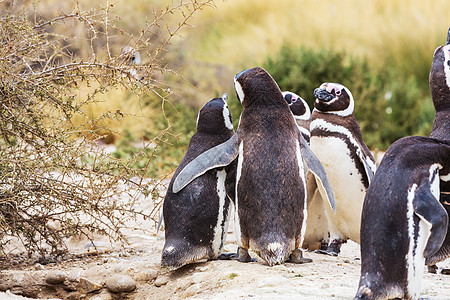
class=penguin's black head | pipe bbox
[234,67,285,108]
[196,93,234,135]
[282,91,311,120]
[313,82,354,116]
[429,26,450,111]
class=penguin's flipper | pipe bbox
[356,148,375,185]
[172,135,240,193]
[413,179,448,258]
[299,134,336,214]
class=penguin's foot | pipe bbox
[314,249,339,256]
[314,239,343,256]
[217,247,256,263]
[237,247,257,263]
[287,249,312,264]
[441,268,450,275]
[427,264,438,274]
[217,252,236,260]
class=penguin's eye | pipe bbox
[336,90,341,96]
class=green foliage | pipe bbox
[263,45,434,150]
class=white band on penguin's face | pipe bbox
[222,105,234,130]
[234,80,245,104]
[443,45,450,90]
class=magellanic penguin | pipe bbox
[173,67,336,266]
[355,136,449,300]
[281,91,328,250]
[426,26,450,268]
[310,82,377,255]
[282,91,311,143]
[161,94,235,270]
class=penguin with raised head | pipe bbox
[310,82,376,255]
[161,94,235,270]
[426,27,450,271]
[282,91,311,143]
[355,136,449,300]
[173,67,336,266]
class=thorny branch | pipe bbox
[0,0,214,264]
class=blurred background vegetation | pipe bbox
[3,0,449,175]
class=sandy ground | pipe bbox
[1,175,449,300]
[2,217,449,300]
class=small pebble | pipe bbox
[34,263,45,270]
[133,269,158,282]
[67,269,82,282]
[197,266,208,272]
[154,276,169,287]
[45,270,67,284]
[105,274,136,293]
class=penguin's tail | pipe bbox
[353,286,373,300]
[255,240,292,266]
[161,242,209,270]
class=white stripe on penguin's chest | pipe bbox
[234,141,244,247]
[212,169,227,256]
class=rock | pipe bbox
[78,278,102,293]
[45,270,67,284]
[113,264,124,273]
[154,276,169,287]
[105,274,136,293]
[133,269,158,282]
[67,269,82,282]
[34,263,45,270]
[182,283,201,298]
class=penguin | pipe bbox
[310,82,377,255]
[281,92,328,250]
[282,91,311,143]
[426,26,450,270]
[355,136,449,300]
[161,94,235,270]
[172,67,336,266]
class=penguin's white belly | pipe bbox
[311,136,366,243]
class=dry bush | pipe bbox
[0,0,215,264]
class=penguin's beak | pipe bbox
[313,88,335,102]
[284,93,293,105]
[222,93,228,102]
[235,69,250,80]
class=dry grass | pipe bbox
[185,0,450,72]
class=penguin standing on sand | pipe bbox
[426,27,450,270]
[282,91,311,143]
[310,82,376,255]
[280,92,329,250]
[355,136,449,300]
[173,67,336,266]
[161,94,235,270]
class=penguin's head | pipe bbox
[282,91,311,120]
[313,82,354,116]
[429,26,450,111]
[234,67,285,108]
[196,93,234,134]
